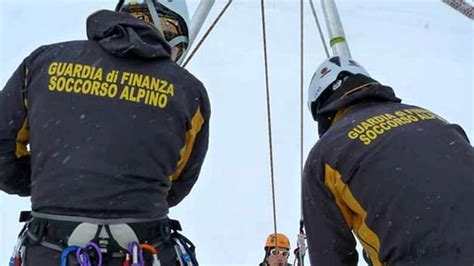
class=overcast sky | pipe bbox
[1,0,472,265]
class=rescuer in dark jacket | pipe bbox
[0,1,209,265]
[302,56,474,266]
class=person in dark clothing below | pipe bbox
[0,0,210,265]
[259,233,293,266]
[302,56,474,266]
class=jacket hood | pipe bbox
[315,74,402,136]
[317,74,401,116]
[86,10,171,59]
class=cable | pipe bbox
[182,0,233,68]
[297,1,306,265]
[309,0,330,58]
[300,0,305,207]
[260,0,278,238]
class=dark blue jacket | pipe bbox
[0,10,210,219]
[303,75,474,265]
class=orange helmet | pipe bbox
[264,233,290,249]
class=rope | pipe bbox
[309,0,330,58]
[182,0,233,68]
[299,0,305,216]
[260,0,278,238]
[298,1,306,265]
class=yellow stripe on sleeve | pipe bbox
[325,164,385,266]
[15,118,30,158]
[169,108,205,181]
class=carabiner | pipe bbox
[127,241,144,266]
[60,246,80,266]
[140,244,160,266]
[76,242,103,266]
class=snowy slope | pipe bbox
[1,0,472,265]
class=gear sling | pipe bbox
[11,211,198,266]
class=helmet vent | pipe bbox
[329,56,341,66]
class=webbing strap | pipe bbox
[168,36,189,47]
[26,230,63,252]
[31,211,168,224]
[145,0,164,36]
[24,214,173,253]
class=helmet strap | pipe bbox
[145,0,164,37]
[115,0,125,11]
[167,36,188,48]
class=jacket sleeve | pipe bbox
[167,87,210,207]
[0,60,32,196]
[302,148,358,266]
[450,124,471,144]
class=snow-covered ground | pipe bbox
[1,0,472,265]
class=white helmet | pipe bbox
[307,56,370,111]
[116,0,190,62]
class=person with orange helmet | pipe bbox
[259,233,293,266]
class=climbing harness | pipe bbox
[11,211,198,266]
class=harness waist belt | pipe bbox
[24,212,174,254]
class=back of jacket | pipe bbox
[0,10,210,220]
[303,82,474,265]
